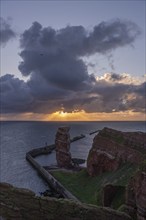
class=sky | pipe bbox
[0,0,146,121]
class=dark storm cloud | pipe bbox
[129,82,146,112]
[19,50,90,90]
[0,74,69,114]
[0,73,145,114]
[80,81,129,113]
[0,17,16,46]
[18,19,140,91]
[134,82,146,97]
[85,79,146,113]
[87,19,140,54]
[27,73,72,100]
[1,20,144,115]
[0,74,33,113]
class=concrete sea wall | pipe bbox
[26,152,79,201]
[25,130,87,200]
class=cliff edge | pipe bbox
[87,127,146,176]
[0,182,132,220]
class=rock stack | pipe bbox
[55,126,73,168]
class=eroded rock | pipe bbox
[55,126,73,168]
[0,182,132,220]
[87,127,146,176]
[126,170,146,220]
[87,149,121,176]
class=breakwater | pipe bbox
[70,134,85,142]
[27,133,86,158]
[25,132,90,201]
[25,131,99,200]
[26,147,80,201]
[28,144,55,157]
[89,130,100,135]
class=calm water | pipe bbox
[0,121,145,194]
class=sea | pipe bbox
[0,121,145,194]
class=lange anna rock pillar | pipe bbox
[55,127,72,168]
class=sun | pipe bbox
[59,111,67,117]
[45,109,89,121]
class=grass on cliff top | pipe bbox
[100,131,125,145]
[100,131,146,155]
[51,163,137,209]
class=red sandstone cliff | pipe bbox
[87,127,146,176]
[126,170,146,220]
[55,126,73,168]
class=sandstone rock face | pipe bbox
[87,127,146,176]
[87,149,121,176]
[126,171,146,220]
[0,182,132,220]
[55,126,73,168]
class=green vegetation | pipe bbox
[100,131,125,145]
[100,131,146,156]
[113,136,125,144]
[51,163,137,209]
[131,145,146,155]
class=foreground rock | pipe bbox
[55,126,73,168]
[0,182,132,220]
[87,127,146,176]
[126,168,146,220]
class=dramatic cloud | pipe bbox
[1,20,145,116]
[87,79,145,113]
[18,19,140,90]
[0,17,16,46]
[103,72,128,82]
[1,72,145,114]
[0,74,33,113]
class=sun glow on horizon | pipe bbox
[59,111,67,117]
[43,109,145,122]
[0,110,145,121]
[46,110,88,121]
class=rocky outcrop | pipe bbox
[0,182,132,220]
[87,149,121,176]
[55,126,73,168]
[87,127,146,176]
[126,170,146,220]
